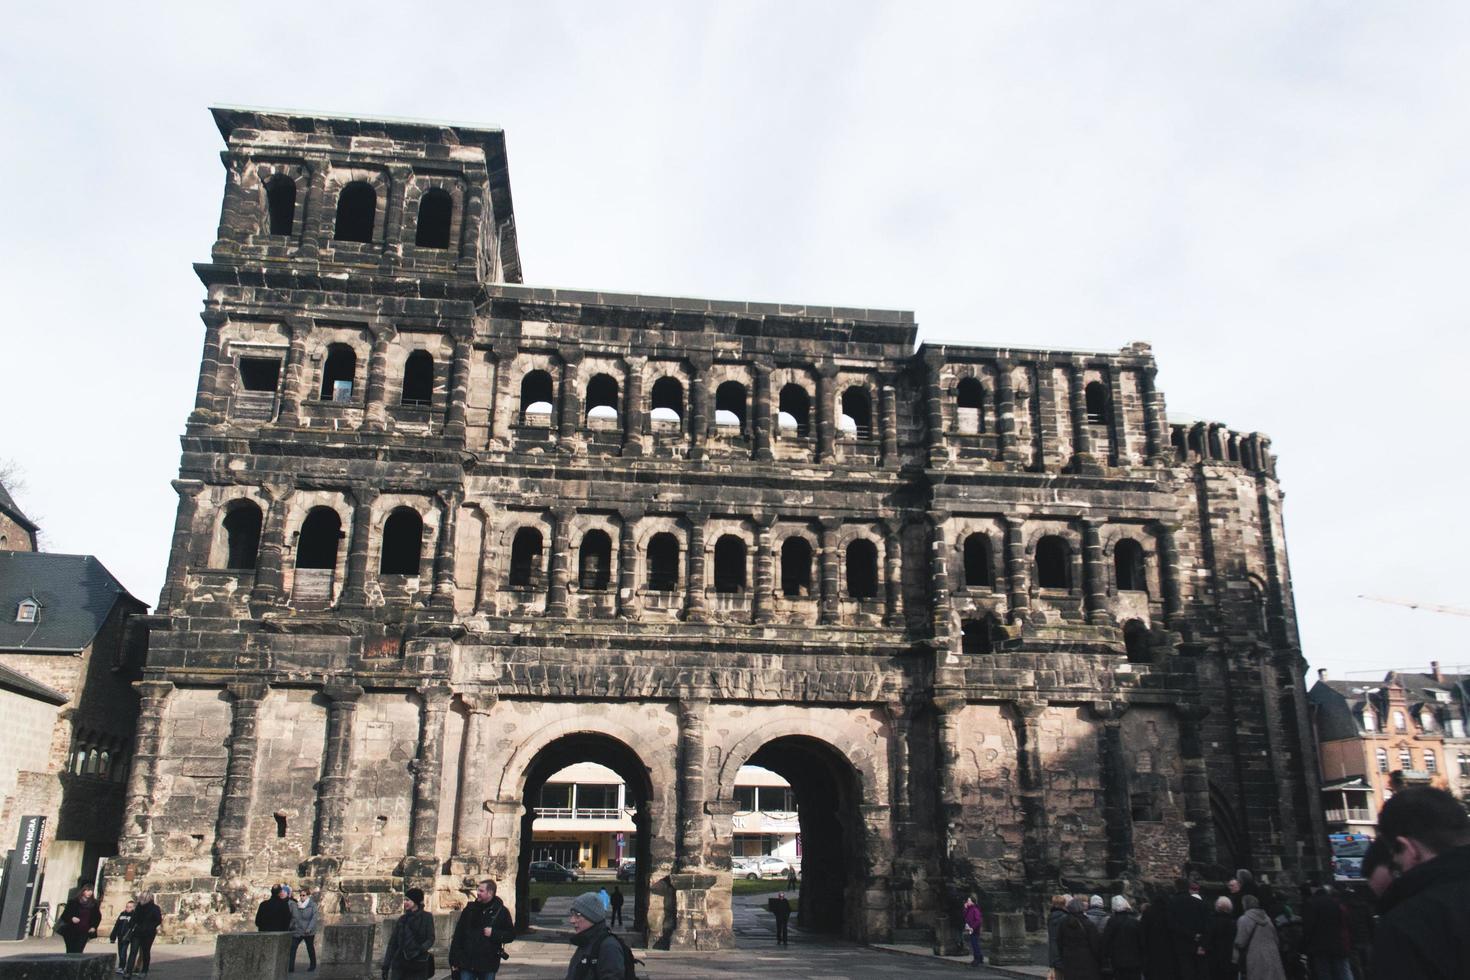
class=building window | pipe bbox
[780,538,813,597]
[238,356,282,393]
[1399,748,1413,770]
[15,598,39,623]
[839,386,872,439]
[650,377,684,430]
[1459,753,1470,778]
[1035,535,1071,589]
[845,539,878,599]
[265,175,296,236]
[1425,749,1437,774]
[646,533,679,591]
[296,507,342,570]
[401,351,434,406]
[778,384,810,436]
[961,617,994,655]
[578,530,612,591]
[520,370,554,425]
[1394,711,1407,733]
[1362,709,1376,733]
[1421,710,1436,733]
[379,507,424,575]
[333,181,376,242]
[713,535,746,593]
[1123,619,1150,664]
[714,382,747,431]
[509,527,543,589]
[319,344,357,402]
[1114,539,1147,592]
[1376,748,1389,773]
[1085,381,1108,424]
[956,377,986,433]
[414,188,453,249]
[734,786,757,812]
[585,374,620,426]
[223,501,263,570]
[962,534,992,590]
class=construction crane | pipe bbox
[1358,595,1470,618]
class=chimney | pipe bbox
[1432,660,1443,683]
[1317,668,1327,682]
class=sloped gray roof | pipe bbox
[0,480,39,534]
[0,661,67,704]
[0,552,145,652]
[1308,680,1362,741]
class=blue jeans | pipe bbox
[967,930,984,963]
[1311,956,1352,980]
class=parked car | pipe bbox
[736,856,792,880]
[617,860,637,882]
[528,860,579,882]
[755,857,792,878]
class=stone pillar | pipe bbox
[1080,518,1109,625]
[556,352,582,451]
[818,519,840,625]
[119,681,174,856]
[816,364,838,462]
[461,181,487,271]
[313,684,363,859]
[406,685,451,878]
[1002,516,1030,625]
[884,699,914,831]
[381,164,410,266]
[931,691,965,956]
[1177,704,1216,866]
[882,520,903,628]
[453,695,497,867]
[546,507,574,618]
[429,490,461,611]
[250,490,291,613]
[361,324,393,432]
[928,511,955,642]
[684,517,708,622]
[879,382,899,467]
[995,361,1023,462]
[1109,367,1130,464]
[338,488,378,609]
[622,357,645,457]
[1091,701,1134,878]
[617,510,641,619]
[921,351,947,467]
[752,365,774,461]
[488,341,517,449]
[277,317,311,426]
[753,517,774,624]
[156,479,204,612]
[1141,367,1167,464]
[1069,363,1099,472]
[215,682,269,872]
[192,311,226,420]
[1012,699,1054,900]
[444,329,473,444]
[1035,363,1060,468]
[1156,523,1184,626]
[676,698,709,870]
[689,358,709,460]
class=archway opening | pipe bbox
[514,734,654,939]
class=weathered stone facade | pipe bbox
[104,107,1329,948]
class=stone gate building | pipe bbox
[103,106,1329,948]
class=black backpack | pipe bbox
[582,931,643,979]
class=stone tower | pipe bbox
[105,107,1328,948]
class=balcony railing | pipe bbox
[1325,808,1375,823]
[534,807,635,821]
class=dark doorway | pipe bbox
[401,351,434,405]
[296,507,341,570]
[646,533,679,591]
[780,537,812,597]
[380,507,423,575]
[415,188,453,248]
[334,181,376,243]
[509,527,544,590]
[713,535,746,593]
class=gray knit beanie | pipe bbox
[570,891,606,924]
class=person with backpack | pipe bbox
[450,879,515,979]
[109,899,136,974]
[566,891,630,979]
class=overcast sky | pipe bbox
[2,2,1466,680]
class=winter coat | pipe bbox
[57,897,101,937]
[1047,907,1068,968]
[109,911,135,944]
[1369,842,1470,980]
[382,908,435,979]
[1232,908,1286,980]
[130,901,162,938]
[564,922,626,980]
[291,897,319,937]
[1140,903,1177,980]
[771,896,792,922]
[1086,906,1110,932]
[1300,891,1347,957]
[449,896,515,973]
[1059,910,1104,980]
[255,895,293,932]
[963,903,983,932]
[1102,909,1146,972]
[1203,910,1238,980]
[1167,892,1209,954]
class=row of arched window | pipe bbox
[953,376,1110,434]
[67,730,128,782]
[957,532,1148,592]
[262,176,455,249]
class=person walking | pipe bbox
[256,884,293,933]
[609,886,625,928]
[1202,896,1237,980]
[565,891,626,979]
[109,899,136,976]
[382,888,435,980]
[598,887,611,912]
[1058,896,1104,980]
[1302,882,1351,980]
[123,893,161,978]
[962,895,985,967]
[1102,895,1146,980]
[290,885,320,973]
[1233,895,1286,980]
[771,891,792,946]
[56,885,102,954]
[1047,894,1071,977]
[786,864,798,891]
[450,879,515,980]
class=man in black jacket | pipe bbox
[1301,881,1350,980]
[255,884,294,933]
[1165,878,1208,980]
[1369,786,1470,980]
[450,879,515,979]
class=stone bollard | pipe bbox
[0,953,116,979]
[214,931,291,979]
[987,911,1030,965]
[319,921,377,979]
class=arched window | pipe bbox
[839,386,872,439]
[1399,747,1413,770]
[780,538,813,597]
[380,507,423,575]
[713,535,746,593]
[509,527,543,589]
[650,377,684,428]
[1394,711,1407,734]
[1426,749,1437,774]
[585,374,620,424]
[520,370,554,424]
[265,175,296,236]
[1227,435,1240,462]
[333,181,376,243]
[1114,539,1146,592]
[1188,426,1205,457]
[414,188,453,249]
[646,533,679,591]
[296,507,342,570]
[1085,381,1108,424]
[1124,619,1150,663]
[956,377,986,433]
[319,344,357,402]
[1035,535,1071,589]
[962,533,992,590]
[223,501,263,570]
[846,539,878,599]
[401,351,434,405]
[715,381,747,430]
[778,384,810,436]
[578,530,612,590]
[962,617,995,655]
[1362,707,1377,733]
[1376,748,1389,773]
[1171,427,1187,460]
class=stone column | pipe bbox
[879,382,900,467]
[250,490,291,612]
[884,698,914,831]
[546,507,574,617]
[882,520,903,627]
[444,329,473,444]
[1012,699,1053,898]
[461,181,487,271]
[816,364,838,462]
[1002,516,1030,625]
[995,361,1023,462]
[1177,704,1216,866]
[689,357,710,460]
[338,488,378,609]
[1155,523,1184,626]
[753,517,775,624]
[1141,366,1167,464]
[119,681,174,856]
[617,510,641,619]
[1080,518,1109,625]
[556,352,583,451]
[922,351,946,467]
[1069,363,1099,472]
[313,684,363,859]
[931,691,965,955]
[488,341,517,449]
[752,365,774,461]
[1034,363,1060,468]
[684,517,708,622]
[818,519,840,625]
[380,163,411,266]
[676,698,709,870]
[277,317,311,426]
[361,324,393,432]
[429,490,461,611]
[1109,367,1130,464]
[453,694,497,868]
[622,357,646,457]
[406,685,452,877]
[191,311,226,420]
[928,511,955,642]
[215,682,269,872]
[156,479,204,612]
[1091,701,1134,878]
